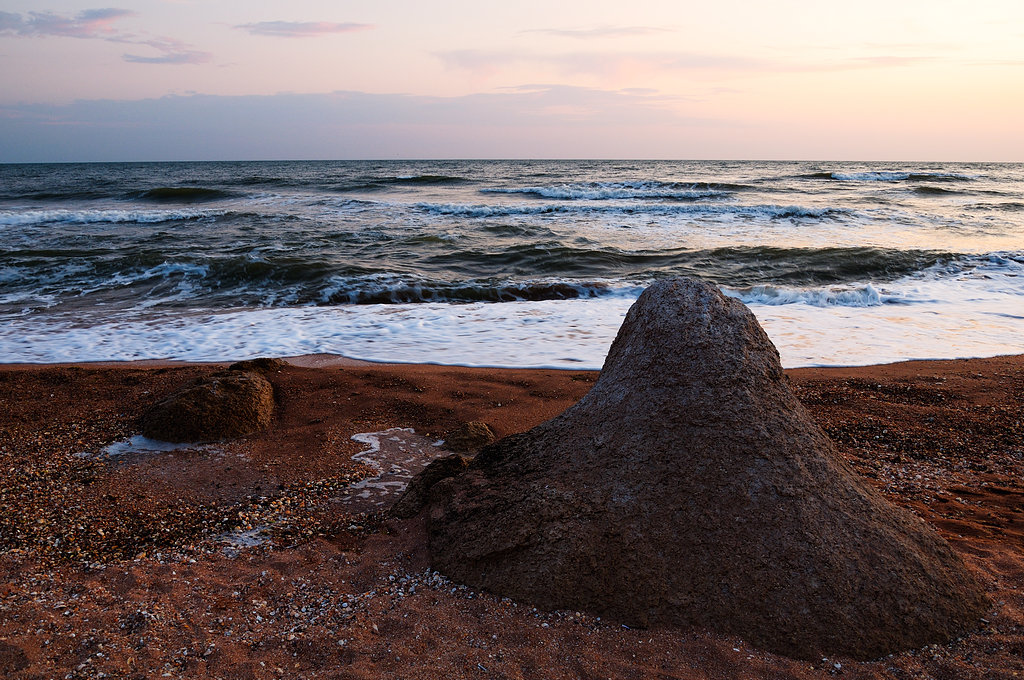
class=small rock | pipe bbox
[228,357,287,374]
[443,421,495,452]
[140,370,274,442]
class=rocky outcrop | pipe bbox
[422,278,987,660]
[140,370,274,442]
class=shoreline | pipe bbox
[0,353,380,371]
[2,348,1023,371]
[0,353,1022,678]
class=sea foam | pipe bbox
[0,208,219,227]
[3,269,1022,370]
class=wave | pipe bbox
[912,186,964,196]
[0,246,977,309]
[725,284,884,308]
[831,171,978,182]
[391,174,471,184]
[318,277,642,305]
[967,201,1024,213]
[0,189,113,202]
[480,180,747,201]
[414,202,850,220]
[5,247,1021,317]
[797,171,978,182]
[0,208,220,227]
[326,174,475,193]
[133,187,237,202]
[711,251,1024,308]
[233,175,298,187]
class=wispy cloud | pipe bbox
[0,8,134,38]
[524,26,671,40]
[435,49,766,79]
[0,8,210,65]
[123,37,211,64]
[236,21,373,38]
[840,55,928,69]
[437,49,933,79]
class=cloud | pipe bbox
[122,36,212,64]
[436,49,934,80]
[0,7,209,65]
[236,21,373,38]
[123,50,211,64]
[524,26,671,39]
[0,12,20,32]
[435,49,767,79]
[838,55,928,69]
[435,49,522,75]
[0,86,716,162]
[0,8,134,38]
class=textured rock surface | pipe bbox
[443,421,496,453]
[228,357,287,375]
[424,278,987,660]
[141,370,274,442]
[390,454,472,519]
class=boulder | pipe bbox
[228,357,287,375]
[423,278,987,660]
[141,370,274,442]
[443,421,496,453]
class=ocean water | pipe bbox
[1,160,1022,368]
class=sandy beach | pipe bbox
[1,354,1022,679]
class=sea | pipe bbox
[1,160,1022,369]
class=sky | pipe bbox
[0,0,1022,162]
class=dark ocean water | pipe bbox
[1,160,1022,367]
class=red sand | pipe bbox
[0,355,1022,679]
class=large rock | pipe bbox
[141,370,274,442]
[423,278,987,660]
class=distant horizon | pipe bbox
[3,158,1022,166]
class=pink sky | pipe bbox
[1,0,1022,161]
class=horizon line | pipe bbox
[3,158,1022,165]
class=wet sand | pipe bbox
[0,355,1022,679]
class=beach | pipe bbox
[1,354,1022,679]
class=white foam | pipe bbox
[480,183,724,201]
[82,435,213,458]
[829,171,978,182]
[0,208,220,227]
[342,428,447,509]
[3,254,1024,369]
[2,270,1023,369]
[215,527,271,550]
[725,284,884,308]
[413,202,849,220]
[831,172,911,182]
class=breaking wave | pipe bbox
[0,208,219,227]
[414,202,851,220]
[480,180,748,201]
